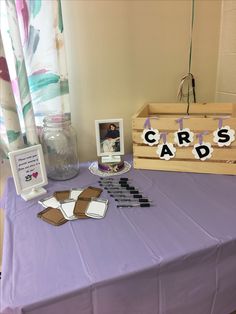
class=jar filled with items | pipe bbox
[41,114,79,180]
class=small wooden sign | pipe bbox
[8,144,48,201]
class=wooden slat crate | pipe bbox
[132,103,236,175]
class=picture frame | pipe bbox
[8,144,48,201]
[95,119,124,158]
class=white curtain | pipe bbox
[0,0,70,158]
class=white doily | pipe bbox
[89,161,131,177]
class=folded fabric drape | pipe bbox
[0,0,70,158]
[0,33,24,153]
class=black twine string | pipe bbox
[177,0,196,114]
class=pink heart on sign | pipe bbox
[32,172,38,178]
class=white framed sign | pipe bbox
[8,144,48,201]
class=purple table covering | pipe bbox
[1,160,236,314]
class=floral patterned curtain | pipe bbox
[0,0,70,157]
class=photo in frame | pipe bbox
[8,144,48,201]
[95,119,124,158]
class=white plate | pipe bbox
[89,161,131,177]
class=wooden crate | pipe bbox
[132,102,236,175]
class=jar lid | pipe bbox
[43,114,71,127]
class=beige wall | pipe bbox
[0,0,224,271]
[216,0,236,102]
[62,0,222,162]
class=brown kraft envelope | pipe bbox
[53,190,71,201]
[37,207,68,226]
[78,186,102,199]
[74,187,103,218]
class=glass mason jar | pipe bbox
[41,114,79,180]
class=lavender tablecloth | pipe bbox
[1,161,236,314]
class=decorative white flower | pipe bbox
[141,128,160,146]
[174,128,194,147]
[156,143,176,160]
[213,126,235,147]
[192,142,213,161]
